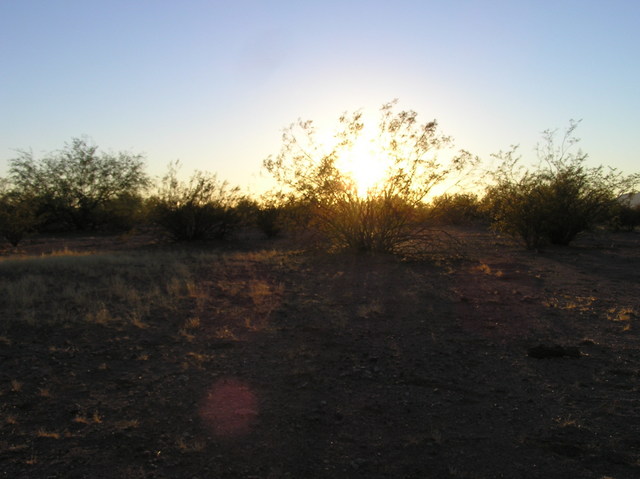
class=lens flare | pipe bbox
[199,378,258,437]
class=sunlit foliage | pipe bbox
[263,100,476,253]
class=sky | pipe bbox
[1,0,639,194]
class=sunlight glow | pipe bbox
[336,130,390,197]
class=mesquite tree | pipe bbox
[9,137,149,231]
[263,100,475,253]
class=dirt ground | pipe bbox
[1,227,639,478]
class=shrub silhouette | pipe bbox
[0,184,40,246]
[152,162,241,241]
[255,204,285,238]
[94,193,149,232]
[8,137,149,231]
[427,193,487,226]
[485,121,639,249]
[609,198,640,232]
[263,100,475,253]
[230,198,288,239]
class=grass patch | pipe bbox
[0,249,223,325]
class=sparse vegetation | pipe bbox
[1,228,640,477]
[8,137,149,232]
[609,197,640,232]
[2,114,635,255]
[0,185,40,246]
[484,121,640,248]
[2,109,640,477]
[264,101,476,253]
[427,193,487,225]
[255,200,287,238]
[151,161,242,240]
[0,249,216,325]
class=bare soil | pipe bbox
[1,227,639,478]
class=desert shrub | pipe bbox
[263,100,476,253]
[152,162,241,241]
[0,250,216,325]
[94,193,148,232]
[253,193,307,239]
[227,197,286,239]
[316,193,422,252]
[8,137,149,231]
[255,203,285,238]
[232,198,260,226]
[427,193,487,225]
[485,121,639,249]
[608,199,640,232]
[484,170,556,249]
[0,181,40,246]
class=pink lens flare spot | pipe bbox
[199,378,259,437]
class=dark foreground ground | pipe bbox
[1,227,639,478]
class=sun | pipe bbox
[336,131,390,197]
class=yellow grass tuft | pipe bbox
[46,247,92,257]
[357,299,384,319]
[73,411,103,425]
[36,429,61,439]
[214,327,237,340]
[115,419,140,430]
[8,443,27,451]
[38,388,52,398]
[86,303,116,324]
[179,329,196,342]
[186,351,210,363]
[127,311,149,329]
[608,306,635,322]
[184,316,201,329]
[176,437,206,453]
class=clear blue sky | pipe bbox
[1,0,638,193]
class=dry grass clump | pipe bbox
[0,249,221,325]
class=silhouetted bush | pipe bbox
[318,194,424,252]
[264,101,476,253]
[152,162,241,241]
[0,183,40,246]
[255,204,283,238]
[232,198,259,227]
[608,201,640,232]
[427,193,487,225]
[485,122,639,249]
[94,193,149,232]
[8,137,149,231]
[226,198,286,239]
[254,194,308,239]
